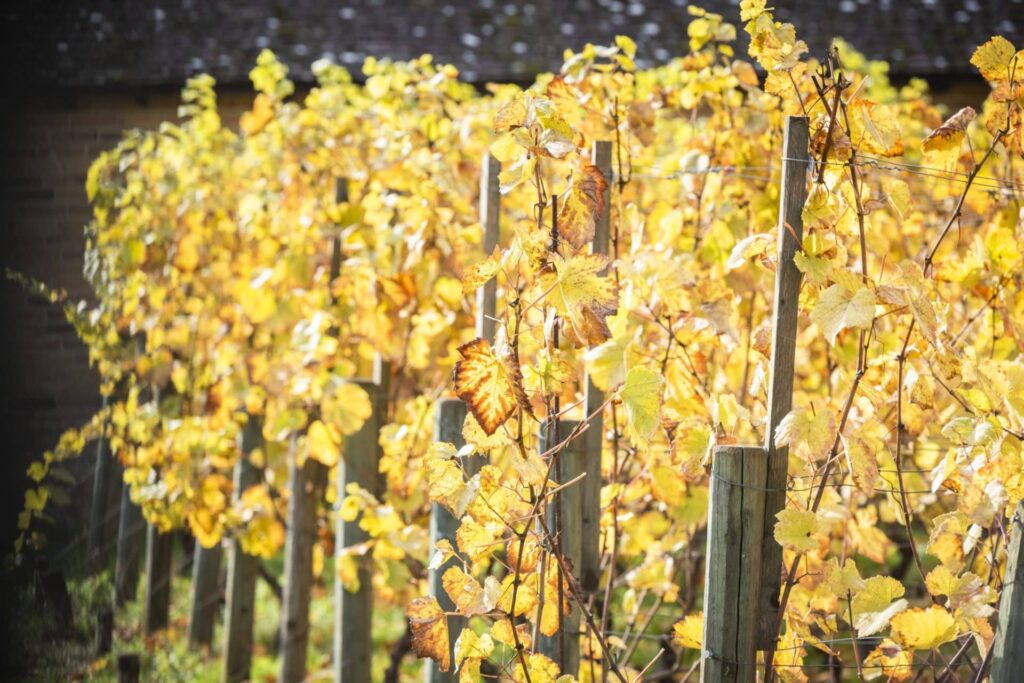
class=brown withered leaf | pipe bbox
[558,163,609,250]
[406,596,450,671]
[453,338,533,435]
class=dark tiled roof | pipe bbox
[3,0,1022,88]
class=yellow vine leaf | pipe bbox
[824,558,864,598]
[558,163,609,250]
[843,435,879,495]
[495,573,539,618]
[24,488,49,514]
[851,576,909,637]
[811,284,875,345]
[774,508,820,552]
[453,337,532,436]
[540,253,618,348]
[847,99,903,157]
[619,366,664,446]
[454,630,494,683]
[925,566,996,618]
[321,381,372,436]
[491,618,532,650]
[890,605,958,650]
[461,248,502,294]
[970,36,1018,83]
[583,320,630,391]
[864,640,913,682]
[406,596,450,672]
[425,443,478,517]
[512,652,563,683]
[442,566,493,617]
[672,612,703,649]
[307,420,340,467]
[774,407,836,462]
[922,107,975,169]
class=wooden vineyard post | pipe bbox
[476,152,501,342]
[223,416,263,682]
[279,436,323,683]
[424,399,483,683]
[143,524,173,633]
[583,140,612,596]
[95,606,114,655]
[538,421,586,677]
[143,378,173,635]
[700,447,768,683]
[88,392,118,573]
[187,538,223,649]
[115,337,149,607]
[757,115,809,648]
[334,357,391,683]
[114,484,145,607]
[700,117,807,682]
[422,156,498,683]
[117,654,141,683]
[992,503,1024,682]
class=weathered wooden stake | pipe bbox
[114,484,145,607]
[144,524,173,634]
[279,437,323,683]
[117,654,141,683]
[95,605,113,655]
[335,357,391,683]
[701,446,768,683]
[424,398,483,683]
[992,503,1024,682]
[88,393,116,573]
[476,152,501,342]
[758,115,809,648]
[582,140,613,597]
[223,416,263,682]
[538,421,586,678]
[187,539,223,650]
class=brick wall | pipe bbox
[0,87,250,552]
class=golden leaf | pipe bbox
[811,284,875,345]
[406,596,450,672]
[890,605,958,650]
[848,99,903,157]
[454,630,494,682]
[774,407,836,462]
[864,640,913,682]
[442,566,492,617]
[452,338,532,436]
[970,36,1018,82]
[462,248,502,295]
[540,253,618,348]
[321,381,372,436]
[425,443,478,517]
[922,107,975,169]
[619,366,664,446]
[774,508,820,552]
[672,612,703,649]
[307,420,340,467]
[557,163,609,250]
[851,576,908,637]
